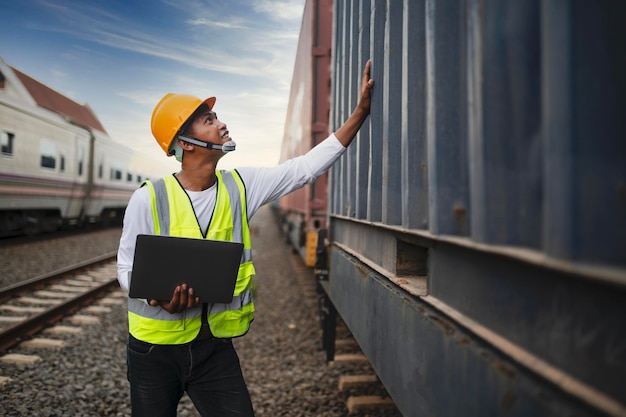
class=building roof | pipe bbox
[10,66,107,134]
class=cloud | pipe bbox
[33,0,301,80]
[253,0,305,21]
[186,18,247,30]
[116,90,160,106]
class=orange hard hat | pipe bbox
[151,93,216,156]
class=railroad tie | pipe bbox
[330,353,368,364]
[19,338,65,349]
[338,374,379,390]
[346,395,396,414]
[69,315,100,325]
[84,305,112,313]
[44,325,83,335]
[0,353,42,364]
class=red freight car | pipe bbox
[278,0,333,266]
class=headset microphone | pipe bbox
[216,140,236,152]
[177,135,237,153]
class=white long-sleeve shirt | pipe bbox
[117,133,346,292]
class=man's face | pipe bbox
[187,108,230,148]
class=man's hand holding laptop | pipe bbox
[148,283,200,313]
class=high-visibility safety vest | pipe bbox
[127,170,255,344]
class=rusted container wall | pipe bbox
[279,0,333,263]
[327,1,626,416]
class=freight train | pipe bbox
[0,57,162,237]
[279,1,626,416]
[278,0,333,266]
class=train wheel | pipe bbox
[23,211,43,235]
[41,211,62,233]
[23,210,61,235]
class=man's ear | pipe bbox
[178,139,194,151]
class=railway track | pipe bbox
[0,209,402,416]
[0,252,119,352]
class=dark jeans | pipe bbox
[127,335,254,417]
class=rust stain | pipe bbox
[453,203,468,235]
[494,361,516,380]
[429,315,455,336]
[457,336,471,346]
[453,204,466,223]
[478,348,517,381]
[355,261,370,279]
[453,205,466,217]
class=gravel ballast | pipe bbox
[0,206,402,416]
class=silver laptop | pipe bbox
[129,234,243,303]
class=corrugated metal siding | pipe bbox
[329,0,626,268]
[326,1,626,416]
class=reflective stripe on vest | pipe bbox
[128,170,255,344]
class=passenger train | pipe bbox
[0,56,163,237]
[279,1,626,416]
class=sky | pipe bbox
[0,0,305,173]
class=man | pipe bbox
[117,60,374,416]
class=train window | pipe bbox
[40,140,56,170]
[60,155,65,172]
[127,172,133,182]
[137,175,143,183]
[1,131,14,157]
[110,168,122,181]
[78,147,84,176]
[98,163,103,179]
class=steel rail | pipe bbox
[0,279,119,352]
[0,251,117,302]
[0,252,120,352]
